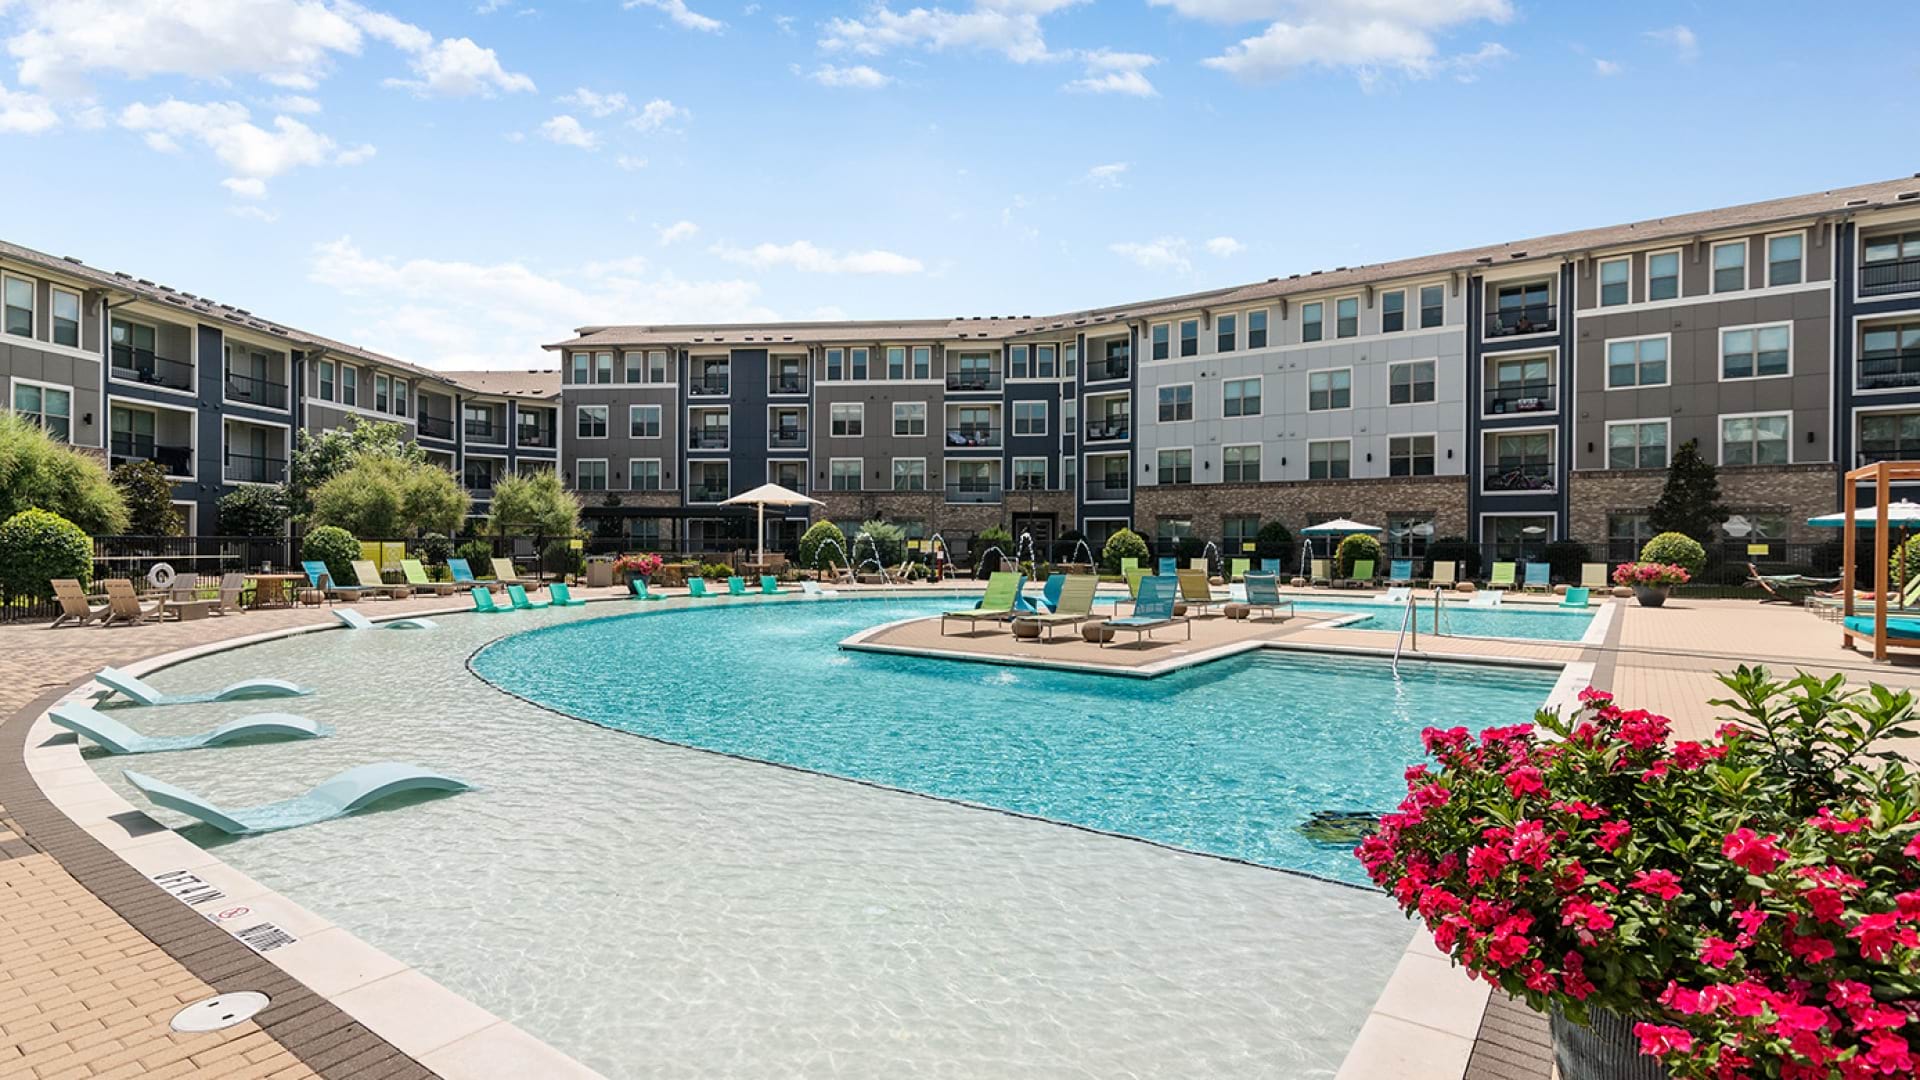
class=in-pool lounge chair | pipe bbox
[1469,591,1505,608]
[629,579,667,601]
[100,579,167,627]
[941,571,1021,635]
[1012,575,1099,641]
[469,586,508,613]
[1488,562,1518,590]
[448,559,505,594]
[1175,569,1222,615]
[351,561,410,601]
[1431,562,1458,589]
[50,579,109,628]
[760,575,784,595]
[1388,560,1415,586]
[1561,587,1592,608]
[1103,575,1190,648]
[548,582,588,606]
[51,703,328,755]
[507,585,549,610]
[1378,587,1412,605]
[93,666,310,707]
[1580,563,1609,591]
[491,558,541,590]
[401,559,460,597]
[1522,562,1552,593]
[799,580,838,597]
[333,608,437,630]
[1243,574,1296,621]
[687,578,715,598]
[124,762,470,836]
[727,576,751,596]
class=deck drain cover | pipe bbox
[172,992,269,1033]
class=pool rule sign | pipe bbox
[150,869,300,953]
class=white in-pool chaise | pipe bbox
[333,608,438,631]
[124,762,471,835]
[93,666,313,707]
[49,703,329,755]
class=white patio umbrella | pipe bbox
[719,483,823,565]
[1807,501,1920,528]
[1299,518,1383,536]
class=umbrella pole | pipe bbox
[757,503,765,567]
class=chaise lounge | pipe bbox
[124,762,471,835]
[1102,575,1190,648]
[941,571,1020,635]
[93,666,312,707]
[50,703,328,755]
[334,608,438,630]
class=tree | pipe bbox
[1101,527,1149,573]
[855,519,905,568]
[1648,439,1728,543]
[485,470,579,539]
[287,418,425,521]
[310,456,469,538]
[0,509,94,599]
[216,484,288,536]
[301,525,360,588]
[111,461,182,536]
[0,415,128,535]
[798,520,846,570]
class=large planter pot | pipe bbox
[1551,1006,1671,1080]
[1633,584,1670,608]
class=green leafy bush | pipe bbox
[301,525,360,587]
[0,509,93,599]
[855,519,905,568]
[111,461,182,536]
[1101,527,1149,573]
[1336,533,1383,577]
[798,520,847,571]
[1051,529,1085,563]
[541,539,585,578]
[0,415,128,535]
[486,470,580,539]
[1641,531,1707,577]
[1255,521,1294,565]
[311,456,469,538]
[701,562,735,580]
[216,484,287,536]
[454,538,495,570]
[1543,539,1591,585]
[1426,536,1481,580]
[410,532,454,567]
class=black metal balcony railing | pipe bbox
[1085,478,1129,501]
[1484,383,1555,415]
[945,370,1002,392]
[1859,351,1920,390]
[689,429,730,450]
[769,372,808,394]
[945,426,1000,448]
[223,370,288,409]
[1863,256,1920,295]
[517,426,555,448]
[1085,418,1130,441]
[768,427,806,449]
[418,413,455,440]
[945,481,1003,504]
[690,483,730,502]
[465,419,503,442]
[1086,357,1130,383]
[1485,304,1555,338]
[464,473,496,494]
[1013,475,1048,492]
[689,373,730,396]
[1483,463,1555,492]
[111,345,194,392]
[111,436,192,476]
[225,452,286,484]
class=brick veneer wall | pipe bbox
[1567,464,1835,543]
[1133,475,1471,540]
[814,491,1075,538]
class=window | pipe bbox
[1157,384,1193,422]
[1010,345,1030,379]
[1607,420,1669,470]
[830,402,863,437]
[1860,412,1920,463]
[1156,518,1193,545]
[1179,319,1199,357]
[1063,455,1077,492]
[1419,284,1444,328]
[1607,336,1669,388]
[1390,361,1435,404]
[317,359,335,402]
[1035,345,1056,378]
[830,458,862,491]
[1494,282,1552,333]
[1151,323,1170,361]
[4,276,32,337]
[1247,309,1268,349]
[1862,321,1920,388]
[893,402,926,437]
[912,346,931,380]
[340,366,358,407]
[629,405,661,438]
[1381,290,1405,333]
[1713,241,1747,293]
[623,352,643,382]
[649,351,669,383]
[1157,448,1193,485]
[1062,398,1076,433]
[887,346,906,380]
[1013,458,1047,491]
[1062,344,1077,378]
[569,352,589,384]
[892,458,927,491]
[1599,258,1630,306]
[1224,377,1261,417]
[1012,401,1047,436]
[1390,435,1435,477]
[1223,515,1259,552]
[1223,444,1260,482]
[374,373,390,412]
[850,348,869,380]
[1722,325,1790,379]
[576,459,608,492]
[594,352,613,384]
[1607,512,1655,562]
[1721,414,1790,466]
[12,382,70,442]
[1301,302,1323,342]
[629,459,662,491]
[1486,432,1553,491]
[1767,234,1803,287]
[576,405,608,438]
[951,405,994,444]
[463,457,499,492]
[1308,368,1351,411]
[1386,514,1435,560]
[629,519,664,548]
[1335,297,1359,338]
[393,381,407,417]
[771,461,805,489]
[1864,231,1920,292]
[1308,440,1350,480]
[1216,313,1237,352]
[826,348,844,381]
[1648,251,1680,301]
[50,288,79,348]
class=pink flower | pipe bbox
[1633,1022,1695,1057]
[1596,820,1632,852]
[1850,912,1920,963]
[1504,766,1546,798]
[1807,887,1848,925]
[1788,932,1837,964]
[1561,951,1595,1000]
[1906,834,1920,860]
[1810,808,1867,834]
[1630,869,1683,902]
[1698,936,1739,968]
[1723,828,1788,874]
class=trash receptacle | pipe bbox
[586,556,615,589]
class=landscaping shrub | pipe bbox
[300,525,360,587]
[541,539,585,578]
[0,509,92,600]
[856,519,905,568]
[1426,535,1482,580]
[216,484,287,536]
[454,538,495,570]
[975,524,1015,573]
[410,532,454,568]
[1641,531,1707,577]
[311,456,468,538]
[701,562,735,580]
[1255,521,1294,566]
[1543,539,1590,584]
[111,460,182,536]
[0,414,127,535]
[1051,528,1087,563]
[1335,533,1382,577]
[798,520,847,571]
[486,470,579,539]
[1101,527,1149,573]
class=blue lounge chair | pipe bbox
[629,579,666,601]
[688,578,714,598]
[50,703,329,756]
[548,582,588,607]
[1845,614,1920,640]
[800,580,838,597]
[1388,559,1414,585]
[1157,557,1178,577]
[1035,572,1066,613]
[449,559,505,593]
[1522,562,1552,592]
[333,608,437,631]
[1561,587,1591,608]
[507,584,549,610]
[760,575,783,595]
[124,762,471,836]
[1103,575,1190,648]
[1260,558,1282,577]
[727,576,749,596]
[469,586,508,613]
[94,667,310,708]
[303,560,371,602]
[1243,574,1295,621]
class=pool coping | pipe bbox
[7,603,608,1080]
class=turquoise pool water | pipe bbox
[1282,596,1596,641]
[473,597,1560,885]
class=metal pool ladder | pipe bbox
[1391,588,1449,673]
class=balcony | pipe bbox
[945,425,1000,449]
[111,436,192,477]
[1863,256,1920,296]
[1484,382,1555,415]
[1484,304,1555,338]
[1860,348,1920,391]
[223,370,288,410]
[1482,462,1555,492]
[418,413,455,440]
[517,426,555,449]
[1085,418,1130,441]
[768,427,806,449]
[464,419,504,443]
[1085,477,1129,501]
[769,371,808,395]
[690,483,730,502]
[1086,356,1130,383]
[225,452,286,484]
[463,470,496,495]
[945,480,1002,504]
[946,370,1002,392]
[111,345,194,392]
[689,429,731,451]
[689,373,730,397]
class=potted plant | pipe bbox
[1613,561,1691,607]
[613,552,662,588]
[1359,667,1920,1080]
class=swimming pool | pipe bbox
[1280,595,1597,641]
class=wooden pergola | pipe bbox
[1840,460,1920,661]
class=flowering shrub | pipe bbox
[1613,561,1692,588]
[613,553,663,578]
[1359,667,1920,1079]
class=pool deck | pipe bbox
[3,581,1919,1080]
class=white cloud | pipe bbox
[710,240,924,275]
[386,37,535,97]
[821,0,1085,64]
[810,64,893,88]
[222,176,268,198]
[268,94,323,114]
[538,114,598,149]
[308,236,777,369]
[1191,0,1513,82]
[616,154,649,170]
[1205,236,1245,257]
[1592,57,1620,76]
[624,0,725,32]
[629,98,689,132]
[1644,24,1698,61]
[1083,161,1128,187]
[0,83,59,134]
[658,220,700,245]
[334,142,376,165]
[1065,48,1157,96]
[230,204,280,222]
[1108,237,1191,273]
[559,87,630,116]
[118,99,367,194]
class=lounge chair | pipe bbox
[507,584,549,610]
[1346,559,1377,589]
[941,571,1021,635]
[1561,587,1591,608]
[50,579,108,628]
[799,580,838,597]
[1431,562,1458,589]
[1229,558,1250,582]
[1807,575,1920,620]
[1188,558,1209,574]
[1388,560,1414,586]
[1522,562,1552,593]
[1156,557,1177,577]
[1468,591,1505,608]
[214,572,246,614]
[302,560,359,603]
[727,576,750,596]
[760,575,784,595]
[1378,587,1412,605]
[629,579,667,601]
[351,560,410,601]
[1844,614,1920,641]
[1746,562,1839,605]
[448,558,505,594]
[1013,575,1099,641]
[1243,574,1295,621]
[401,559,461,596]
[1260,558,1282,577]
[1175,569,1222,615]
[491,558,541,590]
[1311,558,1332,586]
[1580,563,1609,591]
[1103,575,1190,648]
[1488,562,1518,590]
[1030,572,1065,613]
[688,578,715,598]
[100,579,167,627]
[50,703,328,755]
[123,762,470,836]
[548,582,588,606]
[93,666,310,707]
[469,586,509,613]
[333,608,437,630]
[1120,557,1140,577]
[1105,567,1148,614]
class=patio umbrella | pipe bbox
[1299,518,1383,536]
[719,483,823,566]
[1806,501,1920,528]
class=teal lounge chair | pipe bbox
[469,586,508,613]
[94,667,311,708]
[1037,572,1066,613]
[1389,559,1414,585]
[942,572,1021,635]
[1260,558,1282,577]
[1103,575,1190,648]
[333,608,437,631]
[727,576,749,596]
[507,584,549,610]
[800,580,838,597]
[1157,557,1178,577]
[1561,587,1591,608]
[1522,562,1552,592]
[51,703,328,756]
[760,575,783,595]
[303,560,371,602]
[124,762,470,836]
[1243,574,1295,621]
[548,582,588,607]
[688,578,714,598]
[1845,614,1920,641]
[449,559,506,594]
[628,579,666,601]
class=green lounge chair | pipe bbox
[469,586,508,613]
[51,703,328,755]
[1229,558,1250,581]
[629,579,666,601]
[1243,574,1295,621]
[1175,569,1221,615]
[1013,575,1099,641]
[1103,575,1189,648]
[688,578,714,598]
[1561,587,1591,608]
[401,559,459,596]
[548,582,587,606]
[124,762,470,836]
[1120,557,1140,577]
[93,667,311,708]
[1347,559,1376,588]
[333,608,437,630]
[1106,567,1148,614]
[760,575,783,595]
[941,572,1020,635]
[727,576,750,596]
[507,584,549,610]
[1489,562,1518,589]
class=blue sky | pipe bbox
[1,1,1914,370]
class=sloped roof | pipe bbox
[435,369,561,398]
